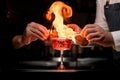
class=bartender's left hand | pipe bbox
[22,22,49,45]
[80,24,115,47]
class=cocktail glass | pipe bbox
[51,38,72,70]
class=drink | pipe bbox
[51,38,72,51]
[51,38,72,70]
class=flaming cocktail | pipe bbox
[46,1,75,69]
[51,38,72,51]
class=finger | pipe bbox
[31,25,49,38]
[29,28,47,40]
[31,31,47,40]
[28,22,49,37]
[84,28,97,38]
[31,25,46,35]
[37,25,49,38]
[89,35,105,43]
[86,32,100,40]
[80,24,97,37]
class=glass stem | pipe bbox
[60,50,64,65]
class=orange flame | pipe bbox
[46,1,76,40]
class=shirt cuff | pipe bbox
[111,31,120,51]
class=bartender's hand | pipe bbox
[80,24,115,47]
[22,22,49,45]
[12,22,49,49]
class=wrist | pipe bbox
[12,35,25,49]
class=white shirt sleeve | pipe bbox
[112,31,120,51]
[95,0,109,31]
[95,0,120,51]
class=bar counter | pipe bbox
[15,57,113,72]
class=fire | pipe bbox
[46,1,76,40]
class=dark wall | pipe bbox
[69,0,96,28]
[6,0,96,29]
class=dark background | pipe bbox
[6,0,96,29]
[1,0,113,72]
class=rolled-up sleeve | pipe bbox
[112,31,120,51]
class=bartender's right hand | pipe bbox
[22,22,49,45]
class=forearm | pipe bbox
[12,35,25,49]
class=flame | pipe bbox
[46,1,76,40]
